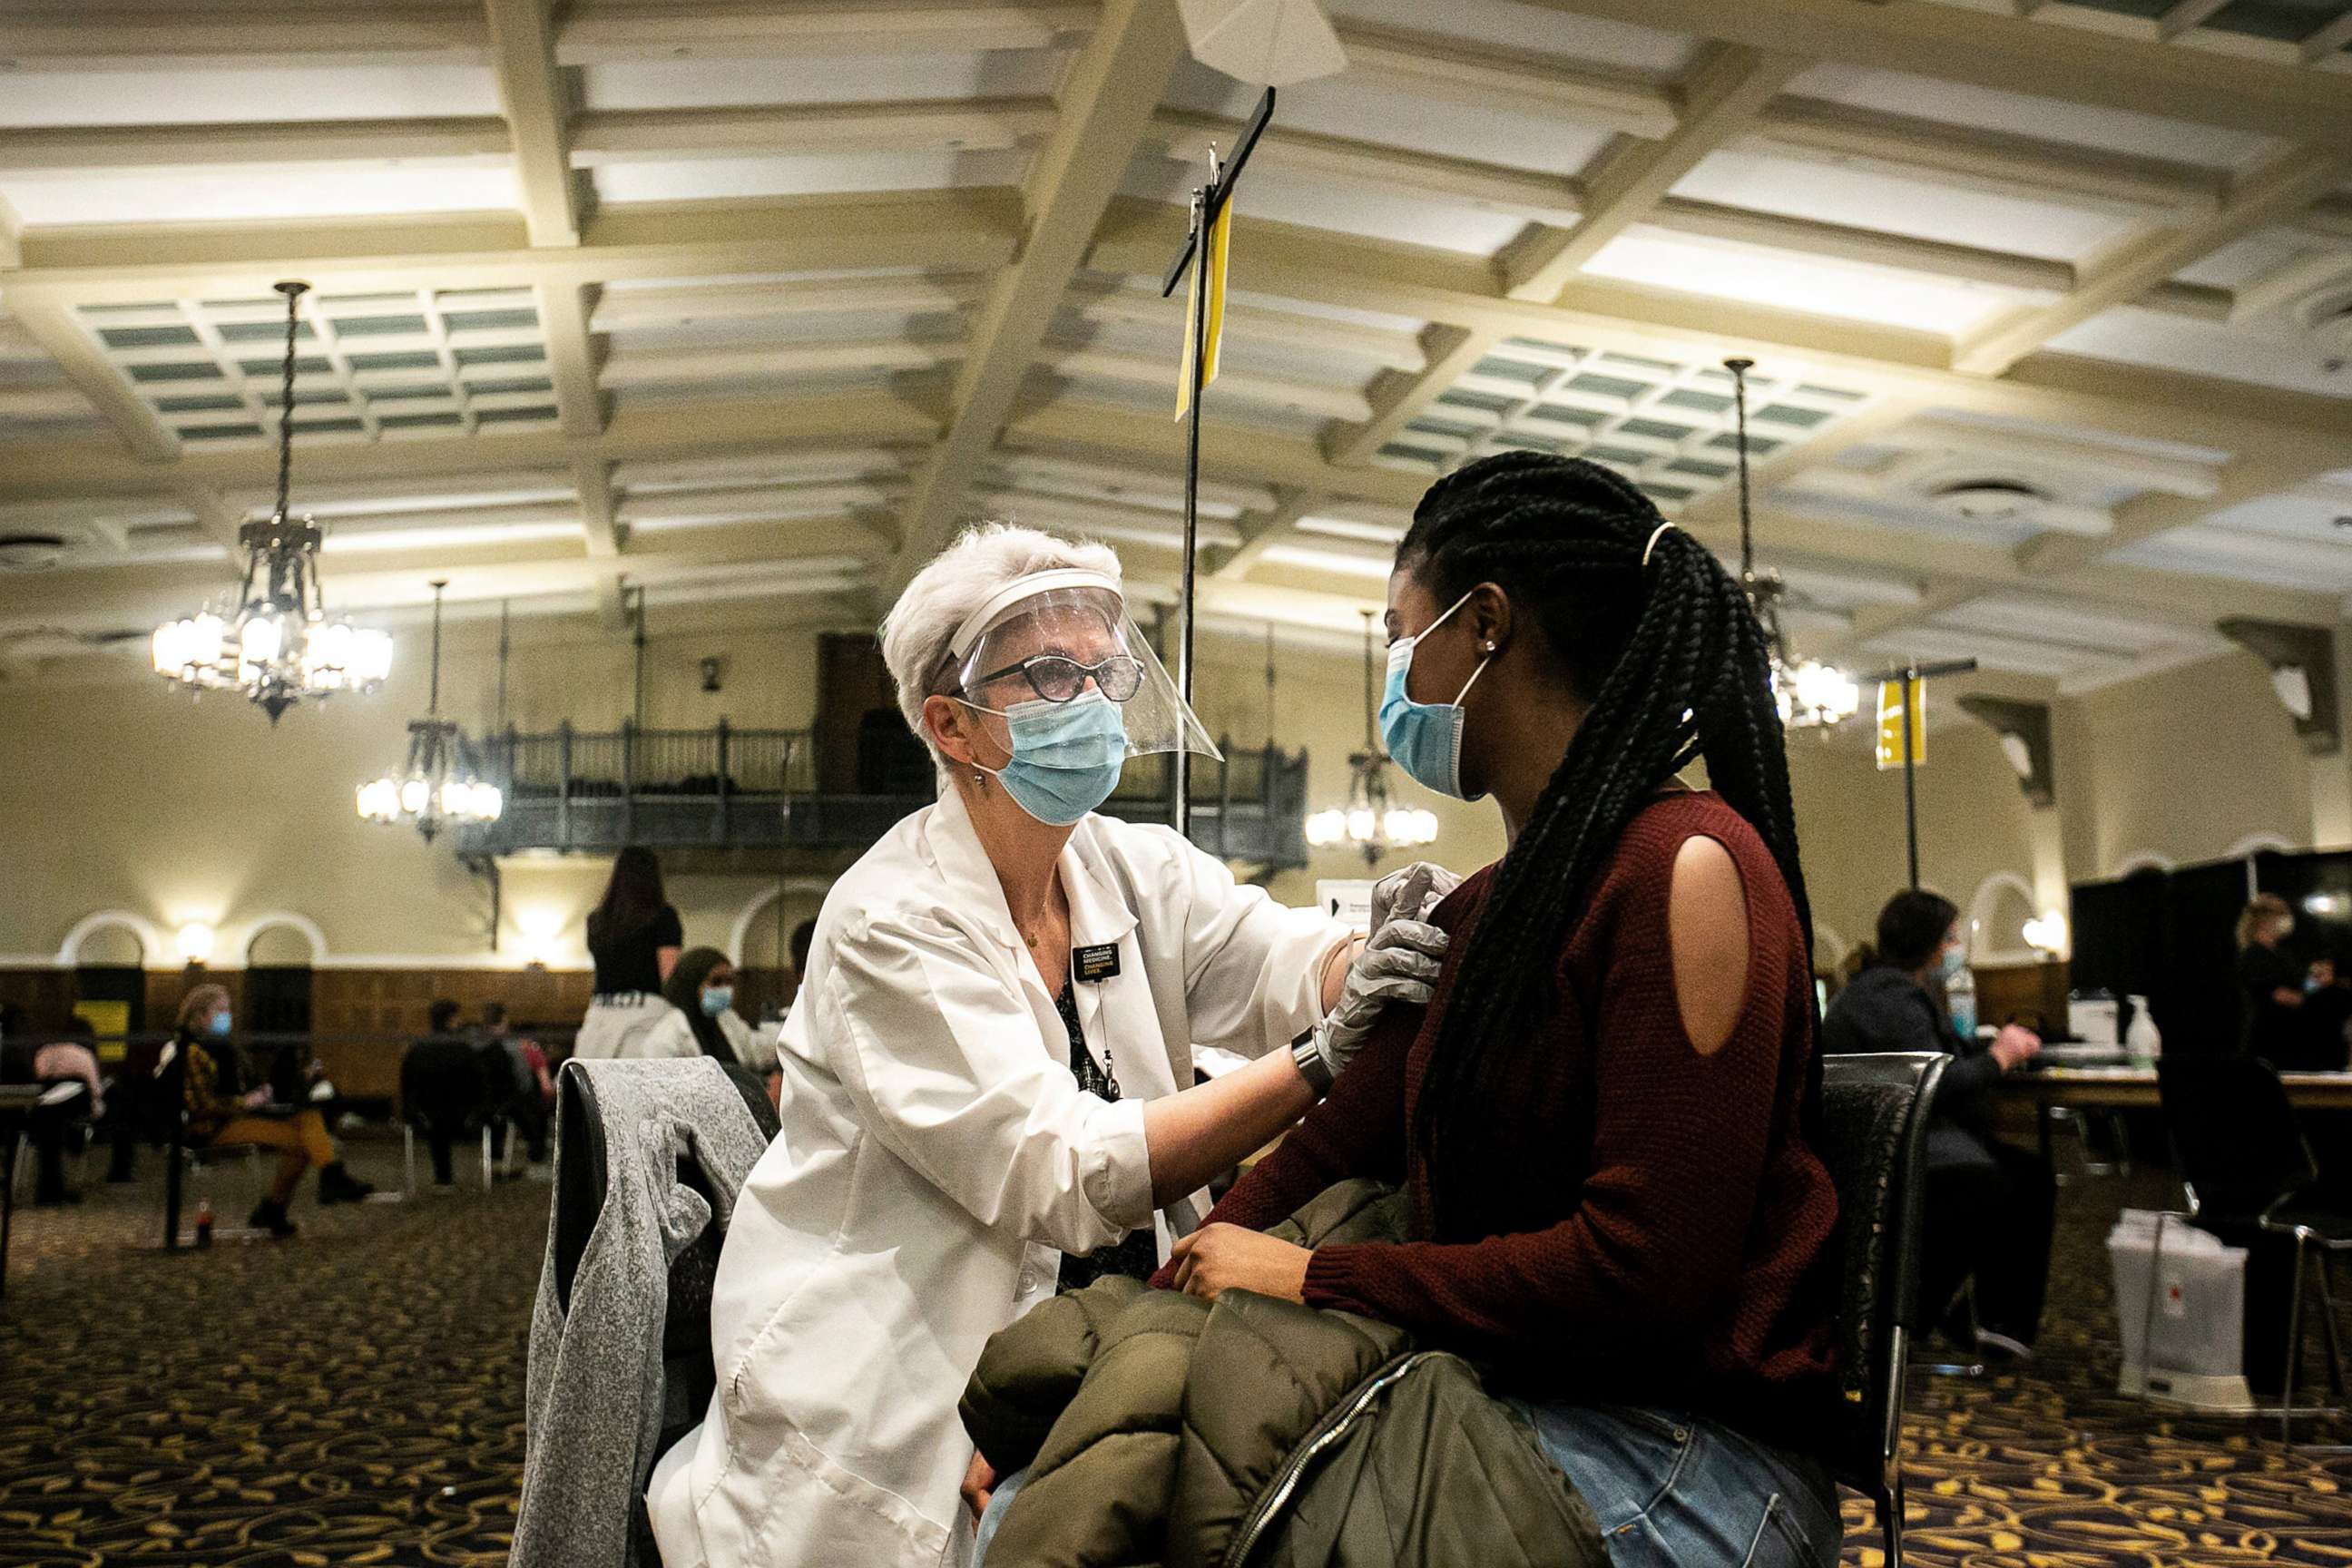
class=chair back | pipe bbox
[1816,1051,1945,1533]
[547,1059,779,1549]
[2156,1054,2315,1223]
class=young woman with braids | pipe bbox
[1154,451,1847,1566]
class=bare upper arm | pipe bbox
[1669,834,1750,1055]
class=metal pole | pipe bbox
[1174,185,1209,843]
[631,586,647,730]
[1901,668,1920,890]
[496,598,510,731]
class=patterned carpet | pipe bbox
[5,1144,2352,1566]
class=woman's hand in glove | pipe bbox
[1311,918,1447,1081]
[1370,861,1461,933]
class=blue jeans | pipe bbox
[972,1465,1028,1565]
[1511,1402,1843,1568]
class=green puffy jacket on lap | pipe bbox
[960,1181,1607,1568]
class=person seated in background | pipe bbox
[786,918,815,1013]
[1821,889,2052,1359]
[175,984,374,1236]
[2296,951,2352,1072]
[30,1014,105,1205]
[402,999,522,1187]
[475,1002,553,1167]
[638,948,779,1083]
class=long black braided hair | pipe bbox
[1400,449,1816,1240]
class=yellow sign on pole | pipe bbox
[1876,678,1926,770]
[1174,201,1231,419]
[74,999,131,1062]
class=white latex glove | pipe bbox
[1370,862,1461,933]
[1312,918,1447,1080]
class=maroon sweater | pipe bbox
[1158,792,1842,1446]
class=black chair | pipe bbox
[1818,1051,1947,1568]
[548,1057,780,1568]
[2157,1054,2352,1442]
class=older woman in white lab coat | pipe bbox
[647,525,1449,1568]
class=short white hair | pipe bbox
[879,523,1122,758]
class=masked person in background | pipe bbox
[173,982,373,1237]
[639,946,779,1081]
[647,524,1449,1568]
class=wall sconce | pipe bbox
[514,906,564,969]
[176,922,217,965]
[2022,909,2068,957]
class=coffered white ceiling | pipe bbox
[0,0,2347,699]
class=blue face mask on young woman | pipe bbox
[1378,588,1492,801]
[1937,944,1968,983]
[700,985,734,1018]
[974,691,1131,827]
[207,1012,233,1038]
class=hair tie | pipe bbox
[1642,522,1676,567]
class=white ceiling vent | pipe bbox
[1926,477,2051,523]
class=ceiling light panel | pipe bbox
[1675,148,2143,263]
[1381,339,1873,514]
[0,64,502,130]
[2045,304,2352,397]
[76,289,558,448]
[1777,63,2275,171]
[3,164,520,226]
[1583,230,2039,332]
[591,148,1029,205]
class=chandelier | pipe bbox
[357,580,501,841]
[151,280,390,722]
[1722,357,1860,731]
[1305,612,1440,863]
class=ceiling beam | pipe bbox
[6,188,1023,302]
[1215,488,1325,581]
[2305,9,2352,63]
[1333,20,1677,138]
[5,294,175,463]
[483,0,583,250]
[1324,325,1501,468]
[554,2,1091,64]
[892,0,1185,578]
[1501,44,1808,302]
[1143,111,1584,227]
[0,118,513,172]
[573,98,1053,163]
[0,387,941,504]
[1746,98,2223,215]
[0,7,492,68]
[571,452,627,626]
[1005,399,1429,512]
[541,284,607,437]
[1524,0,2352,149]
[1954,146,2352,376]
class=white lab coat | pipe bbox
[635,1004,779,1074]
[645,786,1347,1568]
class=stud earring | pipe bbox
[1482,641,1497,652]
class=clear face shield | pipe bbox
[948,570,1220,763]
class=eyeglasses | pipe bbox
[969,652,1145,705]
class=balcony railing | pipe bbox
[455,722,1310,869]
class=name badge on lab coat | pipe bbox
[1074,943,1122,983]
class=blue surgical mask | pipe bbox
[1378,589,1490,801]
[975,691,1130,827]
[1937,945,1967,983]
[700,985,734,1018]
[207,1012,232,1038]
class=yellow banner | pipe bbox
[74,999,131,1061]
[1875,678,1926,770]
[1175,201,1231,419]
